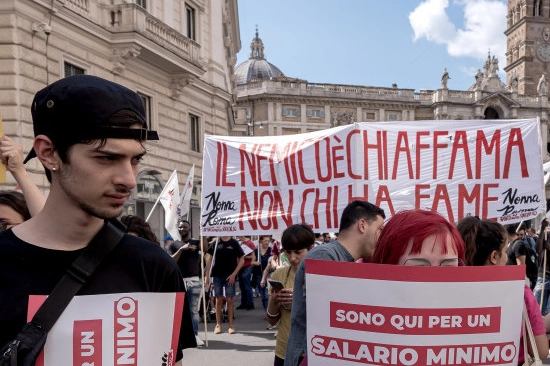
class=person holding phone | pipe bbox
[266,223,315,366]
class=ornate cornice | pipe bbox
[111,46,141,75]
[171,74,197,98]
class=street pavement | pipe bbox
[182,295,277,365]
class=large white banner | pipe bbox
[305,260,526,366]
[30,292,184,366]
[201,119,545,235]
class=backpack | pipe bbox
[512,239,538,279]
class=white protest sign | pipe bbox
[240,243,254,256]
[305,260,525,366]
[201,119,545,235]
[29,292,184,366]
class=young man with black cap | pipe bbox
[0,75,196,362]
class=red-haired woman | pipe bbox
[372,209,465,266]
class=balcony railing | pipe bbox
[62,0,200,66]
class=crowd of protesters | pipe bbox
[0,76,548,365]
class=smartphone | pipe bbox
[268,279,284,292]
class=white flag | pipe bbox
[159,170,180,241]
[544,161,550,185]
[178,165,195,221]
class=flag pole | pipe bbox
[145,169,177,223]
[145,194,162,222]
[178,164,195,222]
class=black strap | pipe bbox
[30,220,125,331]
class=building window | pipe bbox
[306,108,325,118]
[282,107,300,117]
[186,5,196,41]
[387,112,400,121]
[64,62,85,77]
[135,0,146,9]
[137,92,152,129]
[190,114,200,152]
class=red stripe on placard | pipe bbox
[74,320,102,366]
[27,295,47,321]
[309,335,517,365]
[27,295,48,366]
[305,259,526,282]
[329,302,501,335]
[171,292,185,357]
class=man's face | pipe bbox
[57,138,145,219]
[178,222,190,237]
[361,215,385,259]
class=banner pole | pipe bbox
[200,236,208,347]
[541,250,546,312]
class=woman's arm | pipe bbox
[0,136,45,216]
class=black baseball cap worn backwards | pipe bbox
[24,75,159,163]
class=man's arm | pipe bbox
[227,256,244,285]
[260,258,273,287]
[516,254,526,265]
[537,219,550,253]
[203,253,213,286]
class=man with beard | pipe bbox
[0,75,195,364]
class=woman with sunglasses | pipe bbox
[457,216,548,364]
[371,209,465,266]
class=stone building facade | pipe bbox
[0,0,239,236]
[2,0,550,235]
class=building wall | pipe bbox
[0,0,240,237]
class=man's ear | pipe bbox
[489,250,499,265]
[357,218,367,234]
[34,135,59,168]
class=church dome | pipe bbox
[235,29,284,85]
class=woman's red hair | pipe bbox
[371,209,465,265]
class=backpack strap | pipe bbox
[30,220,125,331]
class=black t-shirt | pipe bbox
[207,238,244,278]
[0,228,196,359]
[507,239,538,278]
[172,239,201,278]
[253,246,272,277]
[507,239,528,265]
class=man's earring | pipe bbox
[52,167,56,172]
